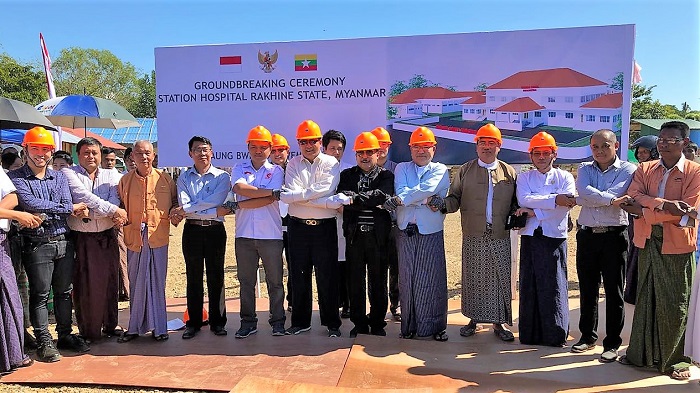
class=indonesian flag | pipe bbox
[220,56,242,73]
[632,60,642,84]
[39,33,56,99]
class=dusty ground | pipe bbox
[0,207,583,393]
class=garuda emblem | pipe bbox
[258,50,278,73]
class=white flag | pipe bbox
[40,33,56,99]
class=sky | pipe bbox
[0,0,698,109]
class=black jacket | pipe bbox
[337,165,393,246]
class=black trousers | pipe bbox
[576,226,628,350]
[347,230,388,331]
[388,224,400,308]
[182,223,227,329]
[287,218,340,329]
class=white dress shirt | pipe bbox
[233,160,284,240]
[516,167,575,239]
[281,152,341,219]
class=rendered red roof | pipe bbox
[580,93,623,109]
[391,87,477,104]
[494,97,546,112]
[489,68,607,89]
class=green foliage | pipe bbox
[610,72,624,91]
[129,70,156,118]
[0,54,47,104]
[474,82,488,92]
[52,47,139,110]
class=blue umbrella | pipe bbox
[39,95,140,130]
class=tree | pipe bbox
[631,84,666,119]
[128,70,156,118]
[474,83,488,92]
[610,72,624,91]
[0,54,47,105]
[52,47,139,110]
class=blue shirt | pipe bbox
[177,165,231,221]
[394,161,450,235]
[575,158,636,227]
[9,164,73,238]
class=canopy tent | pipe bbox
[0,128,81,145]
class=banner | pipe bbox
[155,25,635,166]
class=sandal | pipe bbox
[493,328,515,342]
[617,355,634,366]
[433,331,448,342]
[671,368,691,380]
[117,332,139,343]
[400,332,415,339]
[153,333,169,342]
[103,326,125,337]
[460,322,477,337]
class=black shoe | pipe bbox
[57,334,90,353]
[328,327,341,337]
[340,308,350,319]
[370,327,387,336]
[235,326,257,339]
[24,331,37,350]
[211,325,227,336]
[390,305,401,321]
[36,340,61,363]
[285,326,311,335]
[182,326,199,339]
[349,326,369,338]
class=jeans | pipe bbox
[22,237,75,343]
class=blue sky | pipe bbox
[1,0,698,109]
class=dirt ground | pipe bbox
[0,208,583,393]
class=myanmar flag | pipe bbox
[294,54,317,71]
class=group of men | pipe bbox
[2,119,700,383]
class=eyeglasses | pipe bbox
[191,147,211,154]
[356,150,378,157]
[410,144,434,151]
[657,138,684,145]
[298,138,320,146]
[477,140,499,147]
[530,151,553,158]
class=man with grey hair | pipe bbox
[117,140,177,343]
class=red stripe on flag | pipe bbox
[220,56,242,65]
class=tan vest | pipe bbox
[445,159,517,239]
[118,168,176,252]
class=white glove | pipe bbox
[336,193,352,206]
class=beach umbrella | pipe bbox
[0,96,57,131]
[38,95,140,130]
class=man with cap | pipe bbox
[619,121,700,380]
[371,126,401,321]
[62,137,128,341]
[169,136,230,339]
[279,120,348,337]
[270,133,294,312]
[9,127,90,362]
[337,132,394,337]
[444,124,518,342]
[229,126,286,338]
[516,131,575,347]
[571,129,636,363]
[117,140,177,343]
[384,126,450,341]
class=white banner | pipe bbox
[155,25,634,166]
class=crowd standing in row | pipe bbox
[1,120,700,383]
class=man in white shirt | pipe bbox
[279,120,346,337]
[231,126,287,338]
[516,132,575,347]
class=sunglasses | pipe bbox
[298,138,321,146]
[356,150,378,157]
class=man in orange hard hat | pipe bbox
[279,120,349,337]
[444,124,518,342]
[337,132,394,337]
[270,133,293,312]
[515,131,575,347]
[384,126,450,341]
[9,127,90,362]
[229,126,286,338]
[371,126,400,321]
[169,136,231,339]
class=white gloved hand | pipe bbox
[336,192,352,205]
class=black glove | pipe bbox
[223,201,239,214]
[383,195,401,211]
[427,195,446,211]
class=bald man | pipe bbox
[572,129,636,362]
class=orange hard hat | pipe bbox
[529,131,557,152]
[271,134,289,149]
[409,127,436,145]
[183,307,209,324]
[353,132,380,151]
[22,126,55,148]
[474,124,502,144]
[246,126,272,144]
[296,120,322,140]
[371,127,392,144]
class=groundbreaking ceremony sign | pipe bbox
[155,24,634,166]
